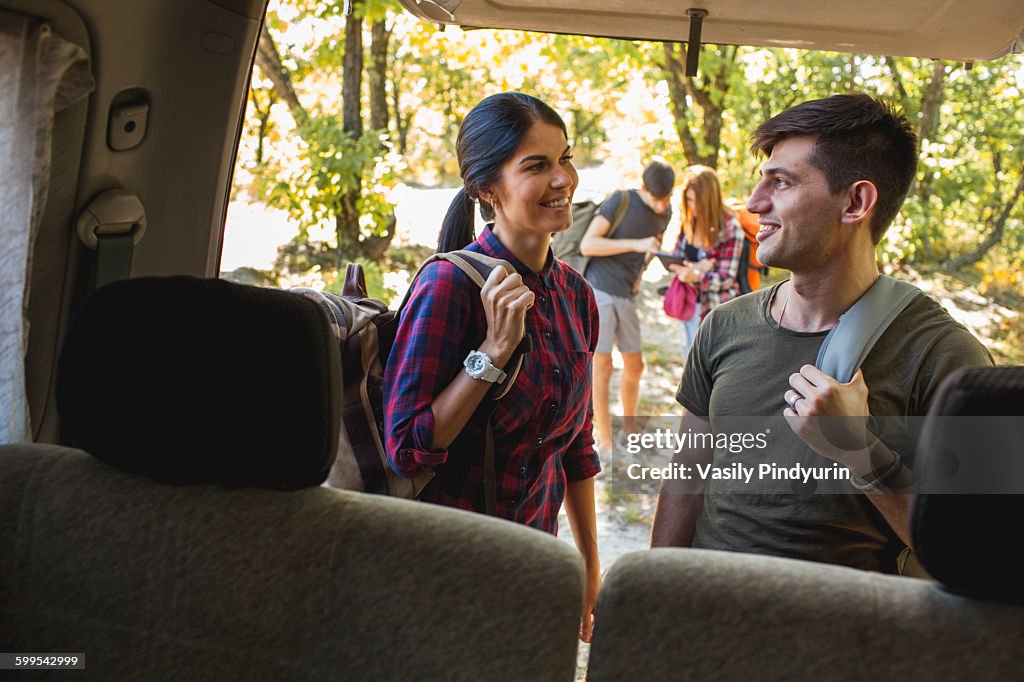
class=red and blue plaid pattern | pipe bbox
[384,227,601,534]
[676,216,746,320]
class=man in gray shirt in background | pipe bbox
[580,160,676,452]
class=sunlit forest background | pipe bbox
[224,0,1024,363]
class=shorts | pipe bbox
[593,287,642,354]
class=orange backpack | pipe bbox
[725,198,765,293]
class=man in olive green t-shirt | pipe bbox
[650,93,993,572]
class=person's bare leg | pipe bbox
[592,352,614,449]
[620,352,645,436]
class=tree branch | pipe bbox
[255,25,308,129]
[944,166,1024,269]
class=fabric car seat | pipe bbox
[587,365,1024,681]
[0,276,584,681]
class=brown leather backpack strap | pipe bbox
[396,249,530,516]
[343,262,369,299]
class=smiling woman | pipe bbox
[383,91,604,642]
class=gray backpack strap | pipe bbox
[816,275,921,383]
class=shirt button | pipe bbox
[399,450,412,463]
[539,296,547,305]
[519,465,527,475]
[549,401,558,412]
[553,368,560,378]
[536,437,543,446]
[544,331,551,340]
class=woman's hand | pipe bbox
[479,266,534,367]
[580,559,602,643]
[669,263,701,284]
[694,258,715,273]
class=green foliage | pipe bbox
[258,119,400,243]
[239,1,1024,286]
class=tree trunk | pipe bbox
[366,15,398,259]
[662,42,702,166]
[661,42,734,169]
[255,91,275,165]
[917,60,947,149]
[337,1,365,264]
[907,60,948,262]
[369,19,391,134]
[391,72,411,154]
[342,4,364,139]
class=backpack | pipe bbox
[551,190,631,274]
[725,198,765,294]
[290,250,531,515]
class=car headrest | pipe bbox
[911,365,1024,604]
[56,276,341,489]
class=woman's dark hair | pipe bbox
[438,92,568,253]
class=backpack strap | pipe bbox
[399,248,535,516]
[604,189,631,240]
[816,275,921,383]
[399,250,534,399]
[342,262,370,299]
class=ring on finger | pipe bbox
[788,393,803,408]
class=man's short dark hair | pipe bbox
[750,93,918,244]
[642,160,676,199]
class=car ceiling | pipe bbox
[397,0,1024,62]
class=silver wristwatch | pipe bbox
[463,350,507,383]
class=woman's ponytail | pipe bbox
[437,188,477,253]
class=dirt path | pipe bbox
[555,271,682,680]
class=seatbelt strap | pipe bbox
[816,274,920,383]
[94,233,136,288]
[76,189,147,290]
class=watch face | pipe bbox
[466,353,485,374]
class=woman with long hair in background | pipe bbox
[670,165,747,360]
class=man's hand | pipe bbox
[783,366,877,476]
[634,235,662,254]
[784,365,912,543]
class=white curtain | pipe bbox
[0,12,93,444]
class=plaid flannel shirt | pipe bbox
[383,227,601,534]
[675,215,746,320]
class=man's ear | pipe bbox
[841,180,878,226]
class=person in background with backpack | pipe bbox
[579,160,675,452]
[383,92,602,642]
[669,165,746,361]
[651,94,993,572]
[725,196,767,293]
